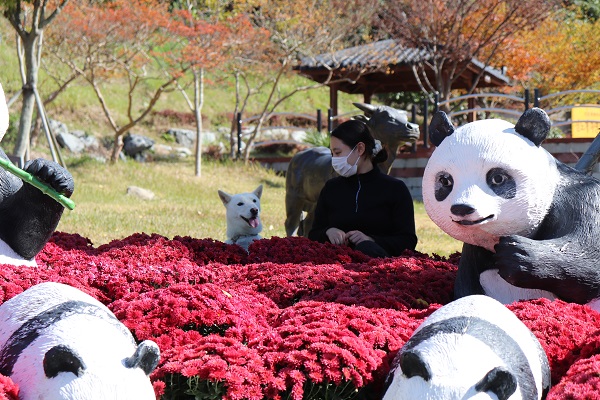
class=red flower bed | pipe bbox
[0,375,18,400]
[0,232,596,399]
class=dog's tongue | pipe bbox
[249,217,260,228]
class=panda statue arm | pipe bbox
[495,169,600,304]
[455,243,495,299]
[0,156,74,260]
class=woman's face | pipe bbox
[330,136,361,165]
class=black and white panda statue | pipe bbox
[382,295,550,400]
[423,108,600,310]
[0,83,74,267]
[0,282,160,399]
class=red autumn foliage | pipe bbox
[0,232,597,399]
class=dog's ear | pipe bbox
[218,189,232,205]
[253,184,263,199]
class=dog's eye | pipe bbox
[237,202,244,206]
[253,199,257,203]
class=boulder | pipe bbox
[56,131,85,153]
[123,134,154,159]
[126,186,155,201]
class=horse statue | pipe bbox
[284,102,421,237]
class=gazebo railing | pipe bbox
[235,89,600,156]
[431,89,600,141]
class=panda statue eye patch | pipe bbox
[486,168,516,199]
[435,172,454,201]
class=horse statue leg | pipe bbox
[285,190,304,237]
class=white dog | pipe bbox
[218,185,263,251]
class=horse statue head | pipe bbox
[353,102,421,173]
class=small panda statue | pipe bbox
[382,295,550,400]
[0,83,74,266]
[423,108,600,310]
[0,282,160,399]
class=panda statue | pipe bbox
[382,295,550,400]
[423,108,600,310]
[0,282,160,399]
[0,83,74,267]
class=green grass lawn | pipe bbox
[1,19,462,257]
[57,157,462,256]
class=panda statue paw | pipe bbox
[494,235,540,285]
[24,158,74,197]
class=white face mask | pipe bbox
[332,145,359,177]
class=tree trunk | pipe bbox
[194,68,204,178]
[14,35,39,161]
[229,71,240,159]
[111,134,124,163]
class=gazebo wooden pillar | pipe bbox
[329,84,338,118]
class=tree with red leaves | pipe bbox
[376,0,561,107]
[161,9,230,176]
[44,0,181,163]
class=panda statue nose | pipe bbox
[451,204,476,217]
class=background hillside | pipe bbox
[0,18,363,155]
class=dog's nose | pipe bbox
[251,208,258,216]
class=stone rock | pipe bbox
[81,135,100,151]
[152,144,173,157]
[48,119,69,136]
[261,128,290,140]
[165,128,195,148]
[126,186,155,201]
[70,130,87,138]
[164,128,217,148]
[175,147,192,157]
[200,131,216,144]
[56,131,85,153]
[291,130,308,142]
[123,134,154,159]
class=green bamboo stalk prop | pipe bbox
[0,158,75,210]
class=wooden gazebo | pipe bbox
[294,39,510,116]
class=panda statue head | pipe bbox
[422,108,559,251]
[0,282,159,399]
[382,295,550,400]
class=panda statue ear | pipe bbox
[514,108,551,147]
[124,340,160,375]
[429,111,455,146]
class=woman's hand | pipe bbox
[345,230,373,245]
[326,228,347,245]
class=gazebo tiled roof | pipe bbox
[294,39,510,115]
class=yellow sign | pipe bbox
[572,106,600,138]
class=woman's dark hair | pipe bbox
[330,119,388,164]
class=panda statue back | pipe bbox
[382,295,550,400]
[0,83,75,267]
[0,282,159,399]
[423,108,600,310]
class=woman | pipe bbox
[308,119,418,257]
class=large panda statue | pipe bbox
[0,83,74,266]
[382,295,550,399]
[423,108,600,310]
[0,282,160,399]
